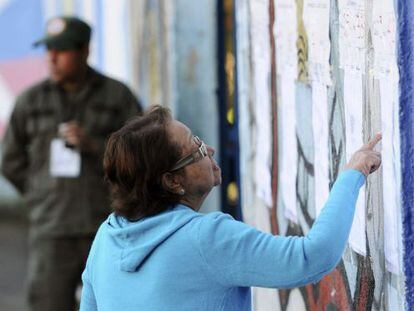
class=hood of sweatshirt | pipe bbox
[105,204,200,272]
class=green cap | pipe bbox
[33,16,91,50]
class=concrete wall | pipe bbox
[173,0,220,213]
[129,0,220,213]
[0,0,47,208]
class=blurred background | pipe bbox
[0,1,224,310]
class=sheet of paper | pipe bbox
[274,0,298,77]
[279,76,298,223]
[274,0,299,221]
[50,138,81,178]
[380,77,402,274]
[312,82,330,216]
[303,0,331,84]
[338,0,366,73]
[343,72,366,256]
[373,0,401,274]
[372,0,398,80]
[250,0,273,207]
[235,0,256,223]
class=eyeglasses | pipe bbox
[170,136,209,172]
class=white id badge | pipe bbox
[50,138,81,177]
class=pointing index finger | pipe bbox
[362,133,382,150]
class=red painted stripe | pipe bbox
[0,56,47,95]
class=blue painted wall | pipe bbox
[0,0,44,60]
[397,0,414,307]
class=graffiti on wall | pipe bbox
[295,0,308,84]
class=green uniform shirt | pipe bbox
[1,68,141,237]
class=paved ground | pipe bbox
[0,211,29,311]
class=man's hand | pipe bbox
[345,133,382,176]
[58,121,98,153]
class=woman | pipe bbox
[80,106,381,311]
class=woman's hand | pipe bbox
[345,133,382,176]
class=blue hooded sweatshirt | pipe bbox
[80,170,365,311]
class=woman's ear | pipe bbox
[161,172,183,194]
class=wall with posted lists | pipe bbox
[235,0,411,310]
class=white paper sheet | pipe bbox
[250,0,273,207]
[312,82,330,216]
[343,72,366,256]
[338,0,366,73]
[303,0,331,84]
[50,138,81,178]
[372,0,401,274]
[274,0,298,76]
[380,77,402,274]
[274,0,299,222]
[372,0,398,80]
[279,76,298,223]
[235,0,256,224]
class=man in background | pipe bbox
[1,16,142,310]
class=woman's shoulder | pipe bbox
[189,211,242,240]
[191,210,234,225]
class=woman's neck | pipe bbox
[179,192,209,212]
